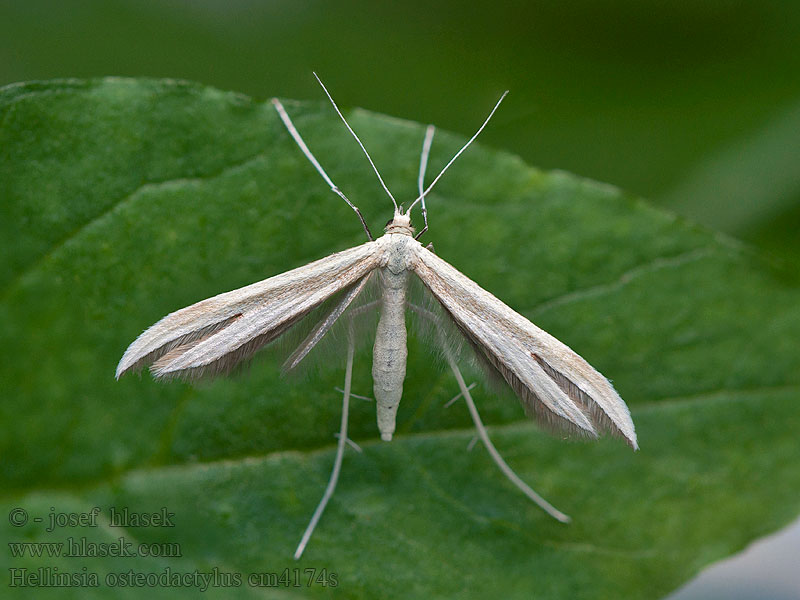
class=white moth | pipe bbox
[116,75,637,559]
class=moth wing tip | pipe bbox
[614,421,638,450]
[115,356,134,380]
[606,418,638,450]
[616,414,638,450]
[573,413,599,439]
[280,355,300,376]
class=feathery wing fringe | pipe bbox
[282,274,374,373]
[411,245,638,449]
[116,241,383,380]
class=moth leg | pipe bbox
[334,432,363,453]
[334,387,373,402]
[293,323,356,560]
[443,381,477,408]
[408,91,508,237]
[272,98,374,241]
[408,302,571,523]
[445,350,571,523]
[414,124,435,241]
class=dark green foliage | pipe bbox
[2,78,798,599]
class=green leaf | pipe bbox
[2,77,798,599]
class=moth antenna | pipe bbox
[272,98,374,240]
[414,124,435,240]
[313,72,399,213]
[409,91,508,211]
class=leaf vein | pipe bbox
[1,149,271,299]
[528,247,718,316]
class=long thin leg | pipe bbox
[293,327,356,559]
[444,352,571,523]
[444,381,477,408]
[408,302,570,523]
[407,91,508,214]
[272,98,373,241]
[334,433,363,453]
[414,124,435,240]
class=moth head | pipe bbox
[384,209,414,236]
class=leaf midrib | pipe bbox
[3,383,794,500]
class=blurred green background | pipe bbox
[2,0,800,270]
[2,2,799,598]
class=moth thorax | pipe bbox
[385,213,414,236]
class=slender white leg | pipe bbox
[407,302,570,523]
[293,328,356,559]
[407,91,508,214]
[334,433,363,453]
[444,381,477,408]
[272,97,373,240]
[443,352,571,523]
[334,387,373,402]
[414,124,435,240]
